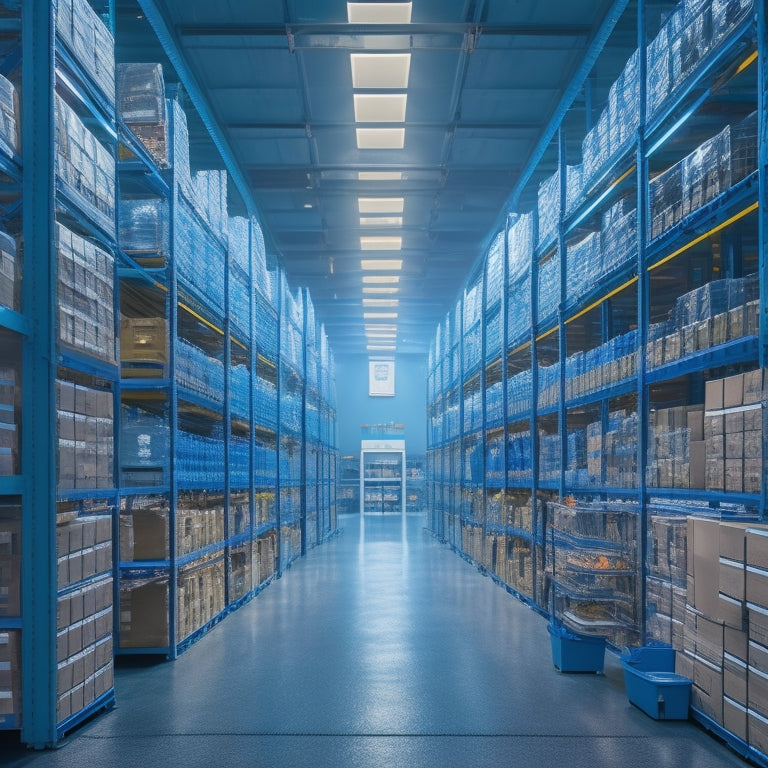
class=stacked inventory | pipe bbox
[278,275,304,568]
[425,2,764,758]
[0,0,119,746]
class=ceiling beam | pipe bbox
[176,22,592,40]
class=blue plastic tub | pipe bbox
[548,623,605,673]
[621,646,691,720]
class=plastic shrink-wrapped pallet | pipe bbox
[117,63,168,166]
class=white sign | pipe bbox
[369,359,395,396]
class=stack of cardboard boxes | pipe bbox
[177,557,225,642]
[0,230,17,313]
[705,370,763,494]
[0,365,18,477]
[677,517,768,754]
[55,515,114,724]
[0,630,20,727]
[56,379,115,491]
[647,405,706,489]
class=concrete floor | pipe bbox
[1,513,752,767]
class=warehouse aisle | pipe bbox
[2,514,749,767]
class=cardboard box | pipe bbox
[705,378,724,410]
[692,654,724,723]
[720,558,745,600]
[724,696,748,742]
[748,530,768,571]
[719,593,747,630]
[747,566,768,609]
[131,510,169,561]
[749,707,768,755]
[687,408,705,441]
[696,613,725,664]
[724,373,745,408]
[726,625,749,663]
[750,604,768,648]
[749,664,768,719]
[689,516,722,619]
[724,653,748,706]
[751,640,768,676]
[119,579,168,648]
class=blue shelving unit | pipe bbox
[426,0,767,757]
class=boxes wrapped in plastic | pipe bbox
[682,124,731,217]
[537,170,561,247]
[117,63,168,167]
[566,232,601,305]
[711,0,753,44]
[485,232,504,308]
[566,164,584,214]
[56,0,115,107]
[0,73,18,155]
[649,162,683,239]
[731,110,757,183]
[57,222,115,364]
[537,254,560,323]
[117,63,166,124]
[507,369,532,422]
[119,197,170,265]
[0,229,17,312]
[55,94,116,234]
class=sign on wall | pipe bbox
[369,359,395,397]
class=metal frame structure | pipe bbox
[1,0,340,747]
[427,0,767,760]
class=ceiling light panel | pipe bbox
[354,94,407,123]
[361,259,402,270]
[363,298,399,307]
[358,197,404,213]
[367,345,396,351]
[350,53,411,89]
[363,312,398,319]
[363,286,399,294]
[358,171,403,181]
[347,2,412,23]
[367,332,397,338]
[363,275,400,283]
[360,237,402,251]
[356,128,405,149]
[359,216,403,227]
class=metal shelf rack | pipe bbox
[426,3,767,754]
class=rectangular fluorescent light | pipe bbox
[367,345,396,351]
[360,216,403,227]
[354,94,407,123]
[358,171,403,181]
[363,298,399,307]
[367,332,397,338]
[366,324,397,331]
[364,312,398,319]
[347,3,412,23]
[351,53,411,89]
[363,286,399,294]
[359,197,404,213]
[356,128,405,149]
[360,236,402,250]
[363,274,400,283]
[361,259,402,270]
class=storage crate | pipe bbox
[621,646,691,719]
[548,623,606,673]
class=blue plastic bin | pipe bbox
[548,623,606,673]
[621,646,691,720]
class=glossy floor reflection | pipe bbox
[1,514,751,767]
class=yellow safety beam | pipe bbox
[648,201,759,272]
[536,326,558,342]
[736,50,758,75]
[178,301,225,336]
[507,340,532,357]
